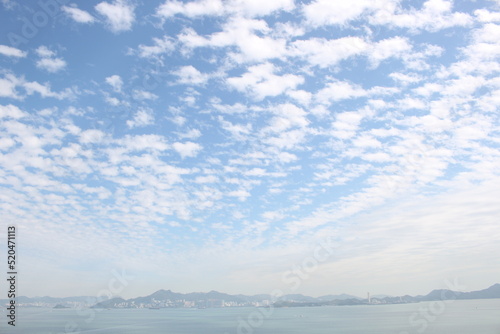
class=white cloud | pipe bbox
[389,72,423,85]
[172,66,209,85]
[291,37,368,68]
[277,152,298,163]
[370,0,473,32]
[79,129,105,144]
[157,0,293,18]
[475,9,500,23]
[0,45,27,58]
[0,73,74,100]
[36,58,67,73]
[0,104,27,119]
[157,0,224,18]
[105,96,121,106]
[105,75,123,92]
[218,117,252,141]
[35,46,55,58]
[227,0,294,17]
[316,80,368,104]
[179,18,287,63]
[461,24,500,63]
[227,63,304,100]
[286,90,312,106]
[35,46,66,73]
[95,0,135,33]
[172,141,202,158]
[292,36,414,69]
[62,5,95,23]
[265,103,309,133]
[24,81,73,99]
[316,79,398,105]
[368,37,413,68]
[331,111,366,139]
[303,0,388,26]
[0,74,21,99]
[119,134,169,152]
[195,175,218,184]
[126,108,155,128]
[137,36,175,58]
[177,128,202,139]
[132,90,158,100]
[227,189,251,201]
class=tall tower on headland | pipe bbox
[367,292,371,304]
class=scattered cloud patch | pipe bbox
[172,66,209,85]
[126,108,155,128]
[105,75,123,92]
[227,63,304,100]
[157,0,294,18]
[62,4,95,23]
[136,36,175,58]
[0,45,27,58]
[35,46,66,73]
[172,141,202,158]
[95,0,135,33]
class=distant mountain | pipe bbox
[5,283,500,309]
[371,294,392,299]
[53,304,70,309]
[457,283,500,299]
[92,297,127,309]
[234,294,272,302]
[317,294,362,301]
[418,283,500,301]
[279,294,319,302]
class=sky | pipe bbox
[0,0,499,300]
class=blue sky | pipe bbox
[0,0,499,299]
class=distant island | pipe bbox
[2,284,499,309]
[53,304,70,309]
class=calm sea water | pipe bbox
[1,299,499,334]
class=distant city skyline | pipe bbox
[0,0,499,300]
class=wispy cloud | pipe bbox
[63,4,95,24]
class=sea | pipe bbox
[1,299,499,334]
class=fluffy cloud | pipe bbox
[172,66,209,85]
[0,45,27,58]
[179,18,287,63]
[136,36,175,58]
[370,0,473,32]
[126,108,155,128]
[35,46,66,73]
[0,73,73,100]
[0,104,27,119]
[227,63,304,100]
[291,37,368,68]
[368,37,413,67]
[105,75,123,92]
[95,0,135,33]
[36,58,67,73]
[172,141,202,158]
[132,90,158,100]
